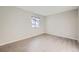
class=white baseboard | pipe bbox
[0,33,45,46]
[46,33,76,40]
[0,33,76,46]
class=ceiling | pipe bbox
[17,6,78,16]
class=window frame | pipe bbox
[32,16,40,28]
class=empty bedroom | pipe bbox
[0,6,79,52]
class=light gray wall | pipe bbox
[0,7,45,46]
[46,9,78,40]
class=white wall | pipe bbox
[46,9,78,40]
[0,7,78,46]
[77,8,79,41]
[0,7,45,46]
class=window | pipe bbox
[32,16,40,28]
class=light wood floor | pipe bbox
[0,34,79,52]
